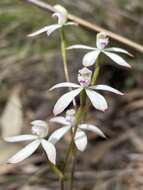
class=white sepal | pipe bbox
[79,124,105,138]
[105,47,133,56]
[86,89,108,112]
[41,139,56,164]
[103,51,131,68]
[7,140,40,164]
[49,82,80,91]
[48,126,71,144]
[83,50,100,67]
[67,44,96,50]
[50,116,69,125]
[90,85,124,95]
[74,129,87,152]
[46,24,61,36]
[53,88,82,115]
[28,24,60,37]
[4,135,37,142]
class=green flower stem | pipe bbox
[60,27,76,108]
[85,56,101,118]
[70,145,77,190]
[91,55,100,85]
[48,160,64,179]
[60,27,70,83]
[62,89,86,189]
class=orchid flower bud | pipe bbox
[65,109,76,125]
[78,67,92,87]
[96,32,109,49]
[31,120,48,138]
[53,5,68,25]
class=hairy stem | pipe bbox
[60,27,70,82]
[48,160,64,179]
[70,145,77,190]
[60,27,76,108]
[62,89,86,189]
[91,55,100,85]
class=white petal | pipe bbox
[103,51,131,68]
[48,126,71,144]
[83,50,101,67]
[67,44,96,50]
[8,140,40,164]
[53,88,82,115]
[4,135,38,142]
[105,47,133,56]
[65,22,78,26]
[86,89,108,112]
[79,124,105,138]
[90,85,124,95]
[28,24,60,37]
[41,139,56,164]
[49,82,80,91]
[74,129,87,152]
[46,24,61,36]
[50,116,69,125]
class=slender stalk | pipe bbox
[60,27,70,82]
[65,56,101,190]
[60,27,76,108]
[62,89,86,188]
[47,160,64,179]
[59,26,77,190]
[70,145,77,190]
[91,55,100,85]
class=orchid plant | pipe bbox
[4,120,56,164]
[67,32,132,67]
[28,5,77,37]
[49,109,105,152]
[50,67,123,115]
[4,4,132,190]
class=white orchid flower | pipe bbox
[50,67,123,115]
[49,109,105,151]
[67,32,132,68]
[28,5,77,37]
[4,120,57,164]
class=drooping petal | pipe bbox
[4,135,38,142]
[49,82,80,91]
[105,47,133,57]
[48,126,71,144]
[53,88,82,115]
[28,24,60,37]
[79,124,105,138]
[41,139,56,164]
[83,50,101,67]
[67,44,96,50]
[90,85,124,95]
[65,22,78,26]
[50,116,69,125]
[103,51,131,68]
[74,129,87,152]
[7,140,40,164]
[86,89,108,112]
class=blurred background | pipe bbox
[0,0,143,189]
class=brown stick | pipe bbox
[24,0,143,53]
